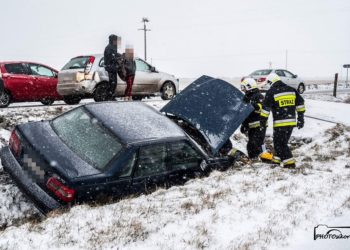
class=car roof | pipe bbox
[84,102,187,145]
[69,54,142,61]
[0,61,57,71]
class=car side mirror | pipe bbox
[150,66,156,72]
[54,72,58,78]
[293,74,298,78]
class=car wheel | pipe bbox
[0,91,11,108]
[63,96,81,105]
[297,83,305,94]
[132,96,143,101]
[94,83,111,102]
[161,82,176,100]
[41,99,55,106]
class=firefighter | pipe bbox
[240,78,273,162]
[260,73,305,168]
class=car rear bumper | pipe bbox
[0,147,61,214]
[57,80,95,96]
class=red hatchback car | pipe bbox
[0,61,61,107]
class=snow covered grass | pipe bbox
[304,93,350,104]
[0,101,349,249]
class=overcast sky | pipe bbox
[1,0,349,79]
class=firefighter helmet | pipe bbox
[241,78,258,91]
[266,73,281,86]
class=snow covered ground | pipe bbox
[0,98,349,249]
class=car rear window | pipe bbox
[51,107,123,170]
[4,63,28,75]
[250,69,272,76]
[62,57,90,70]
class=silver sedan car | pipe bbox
[246,69,305,94]
[57,54,179,104]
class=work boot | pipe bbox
[284,163,296,169]
[259,152,273,163]
[283,158,296,169]
[271,156,281,166]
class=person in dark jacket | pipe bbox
[104,34,122,100]
[240,78,273,162]
[123,46,136,101]
[260,73,306,168]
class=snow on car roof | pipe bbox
[85,102,186,144]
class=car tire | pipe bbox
[94,83,111,102]
[132,96,143,101]
[41,99,55,106]
[297,83,305,94]
[63,96,81,105]
[0,91,11,108]
[161,82,176,100]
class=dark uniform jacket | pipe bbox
[260,80,305,127]
[241,89,264,131]
[104,38,121,73]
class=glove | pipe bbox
[297,115,304,129]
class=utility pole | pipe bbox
[285,49,288,69]
[138,17,151,61]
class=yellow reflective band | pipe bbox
[274,95,296,101]
[257,103,262,111]
[283,158,296,164]
[296,105,306,112]
[260,109,270,118]
[273,122,297,127]
[228,148,238,157]
[272,157,281,163]
[248,121,260,128]
[283,159,296,166]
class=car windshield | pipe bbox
[251,69,272,76]
[62,57,90,70]
[51,107,123,170]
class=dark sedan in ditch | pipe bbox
[0,75,253,214]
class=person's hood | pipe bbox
[109,34,119,45]
[161,75,254,155]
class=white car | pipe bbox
[247,69,305,93]
[57,54,179,104]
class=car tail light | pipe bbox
[46,177,76,202]
[9,130,21,157]
[257,77,266,83]
[84,56,95,74]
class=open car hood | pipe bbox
[161,75,254,155]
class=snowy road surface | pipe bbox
[304,88,350,95]
[0,98,349,249]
